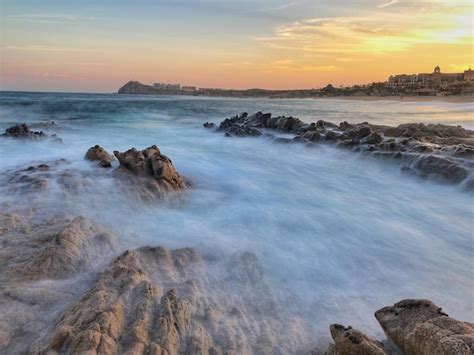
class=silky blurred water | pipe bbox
[0,91,473,339]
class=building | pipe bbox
[181,86,197,92]
[464,69,474,82]
[153,82,181,91]
[388,66,466,88]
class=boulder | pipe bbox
[401,155,469,183]
[375,299,474,355]
[328,324,387,355]
[85,145,115,168]
[113,145,186,200]
[3,123,46,139]
[203,122,215,129]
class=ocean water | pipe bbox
[0,91,473,341]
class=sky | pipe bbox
[0,0,473,92]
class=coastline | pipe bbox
[322,95,474,103]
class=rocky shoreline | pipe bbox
[204,112,474,191]
[1,122,473,354]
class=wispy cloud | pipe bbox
[258,1,472,59]
[377,0,399,9]
[2,44,96,52]
[7,13,99,24]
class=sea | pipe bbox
[0,91,473,340]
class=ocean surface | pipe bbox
[0,91,473,340]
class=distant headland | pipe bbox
[118,66,474,99]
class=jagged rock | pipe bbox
[29,121,56,129]
[2,216,117,281]
[3,123,46,139]
[328,324,387,355]
[401,155,469,183]
[85,145,114,168]
[34,247,309,354]
[203,122,215,129]
[0,214,118,353]
[212,112,474,189]
[375,299,474,355]
[113,145,186,200]
[384,123,471,140]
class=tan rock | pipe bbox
[375,299,474,355]
[328,324,387,355]
[34,246,309,354]
[85,145,115,168]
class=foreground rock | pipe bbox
[113,145,187,200]
[33,246,308,354]
[85,145,115,168]
[375,299,474,355]
[212,112,474,189]
[327,324,387,355]
[329,299,474,355]
[3,123,62,142]
[0,213,118,353]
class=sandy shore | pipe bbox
[324,95,474,103]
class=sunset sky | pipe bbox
[1,0,472,92]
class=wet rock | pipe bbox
[85,145,114,168]
[384,123,471,140]
[2,216,117,282]
[375,299,474,355]
[203,122,215,128]
[3,123,46,139]
[360,132,383,145]
[328,324,387,355]
[299,130,321,142]
[29,121,56,129]
[113,145,186,200]
[401,155,469,183]
[0,214,118,354]
[34,247,309,354]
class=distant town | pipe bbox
[118,66,474,98]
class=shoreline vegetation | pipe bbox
[117,80,474,103]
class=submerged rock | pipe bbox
[375,299,474,355]
[85,145,115,168]
[3,123,46,139]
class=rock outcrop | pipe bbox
[375,299,474,355]
[85,145,115,168]
[328,299,474,355]
[34,246,309,354]
[327,324,387,355]
[113,145,187,200]
[0,213,118,354]
[3,123,46,139]
[211,112,474,189]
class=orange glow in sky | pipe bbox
[1,0,473,92]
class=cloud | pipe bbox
[2,44,96,52]
[7,14,99,24]
[377,0,399,9]
[257,1,473,59]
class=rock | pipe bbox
[360,132,383,145]
[212,112,474,189]
[0,214,118,354]
[85,145,114,168]
[328,324,387,355]
[401,155,469,183]
[3,123,46,139]
[113,145,186,200]
[34,247,309,354]
[2,216,117,281]
[29,121,56,129]
[375,299,474,355]
[203,122,215,129]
